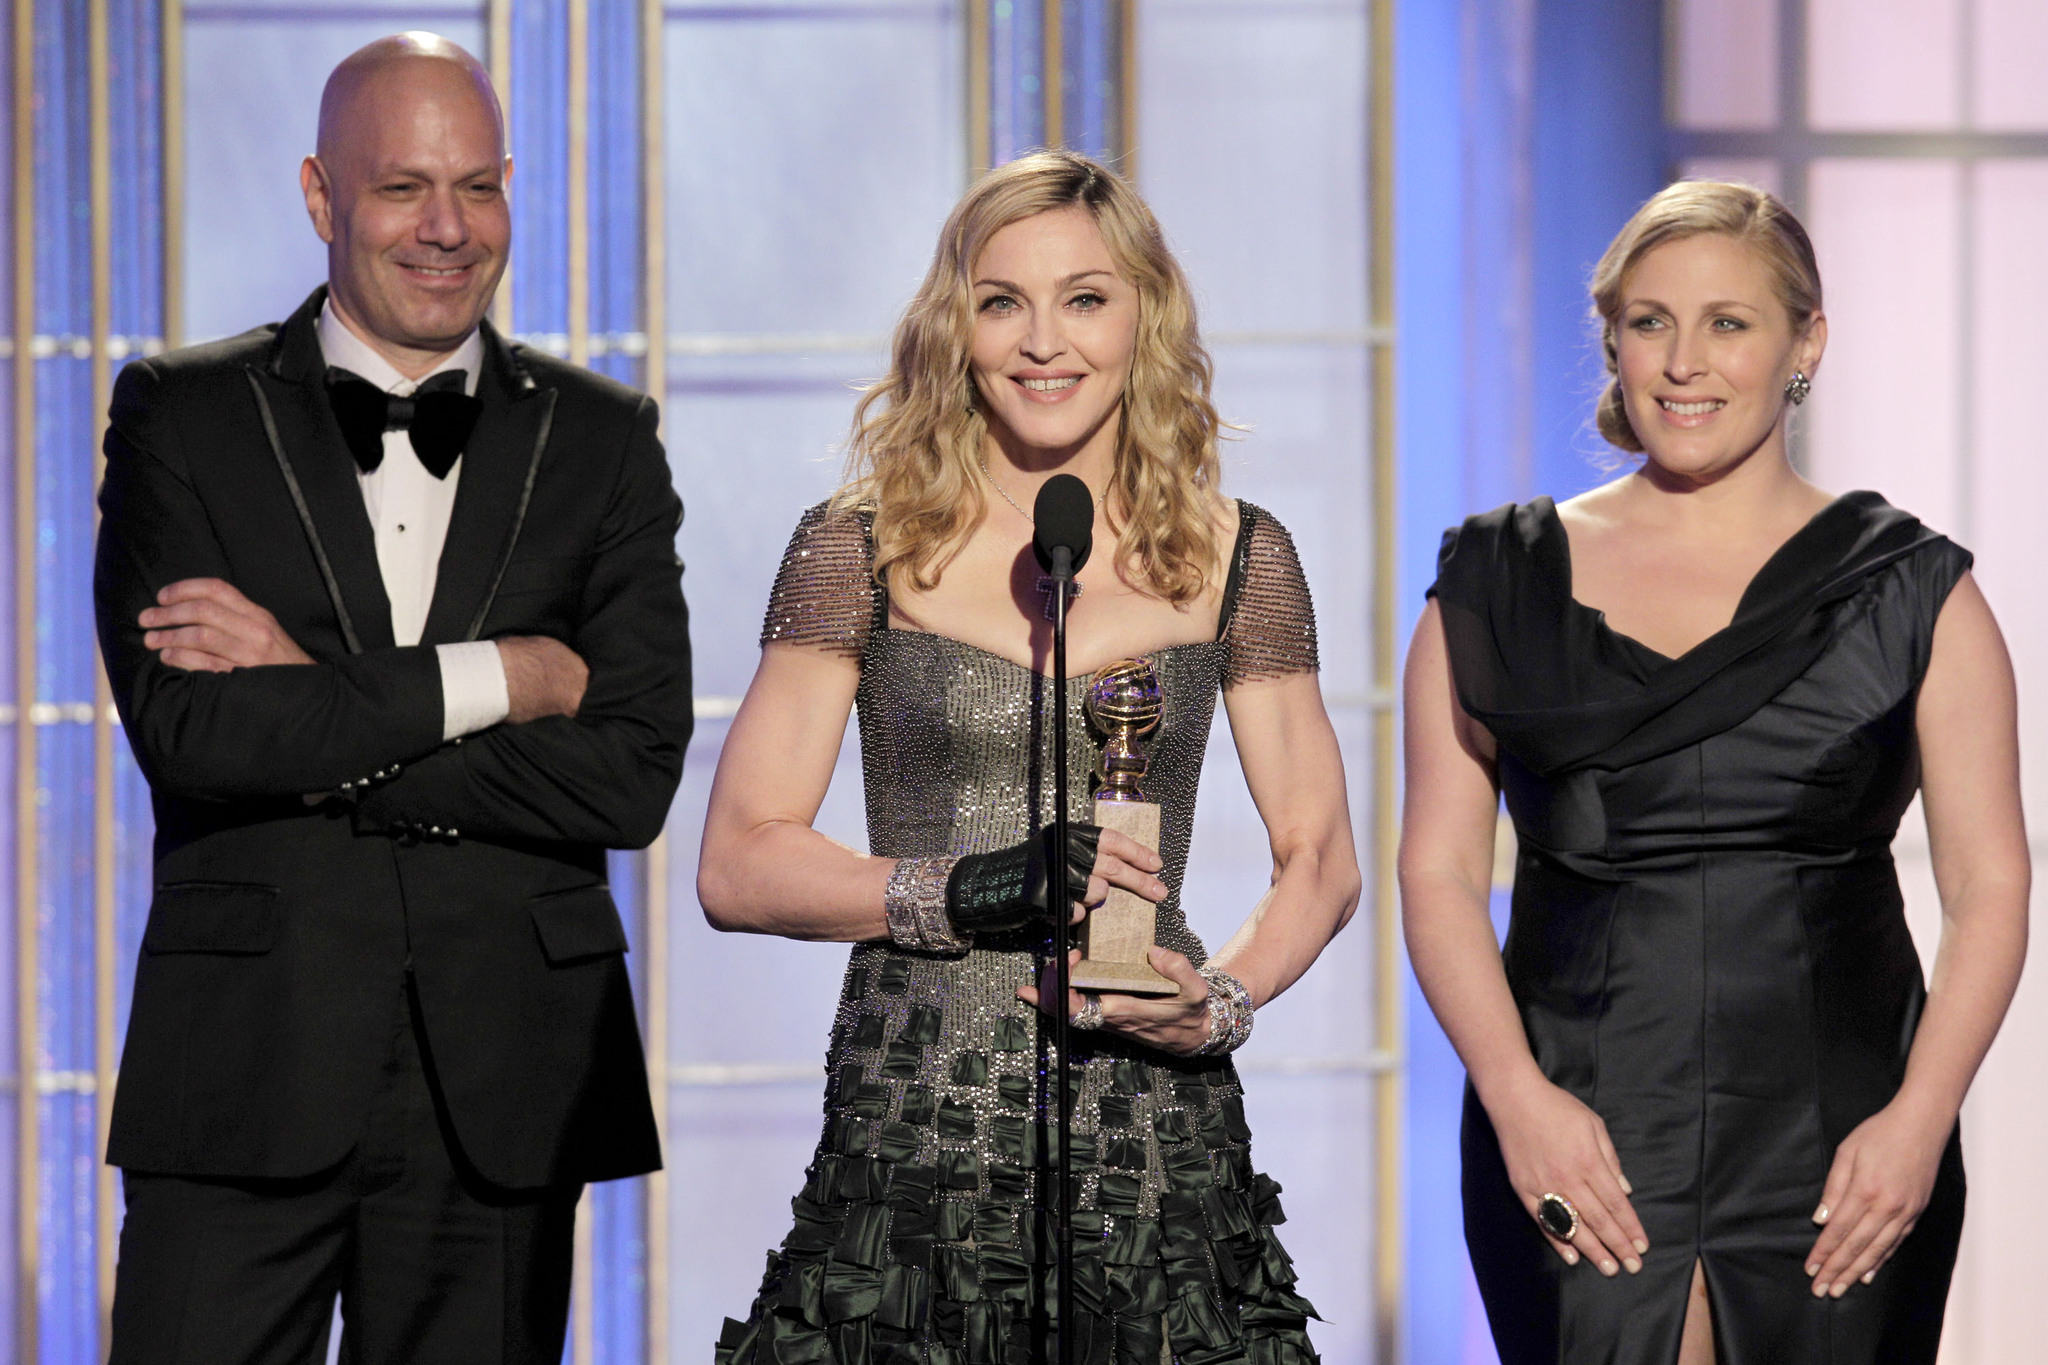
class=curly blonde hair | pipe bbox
[834,150,1225,604]
[1590,179,1822,452]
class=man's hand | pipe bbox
[140,579,315,671]
[498,636,589,723]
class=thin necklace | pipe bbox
[979,456,1107,523]
[979,457,1107,621]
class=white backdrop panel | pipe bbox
[1807,0,1962,131]
[1669,0,1778,131]
[1806,159,1963,533]
[1140,2,1378,1356]
[659,1,966,1351]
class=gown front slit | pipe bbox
[717,500,1323,1365]
[1432,492,1971,1365]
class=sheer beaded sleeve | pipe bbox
[1221,503,1321,686]
[758,502,878,660]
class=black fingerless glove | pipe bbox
[944,823,1101,935]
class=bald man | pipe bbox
[93,33,688,1363]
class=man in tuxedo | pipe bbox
[92,32,689,1364]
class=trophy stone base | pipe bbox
[1073,797,1178,996]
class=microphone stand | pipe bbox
[1048,550,1076,1365]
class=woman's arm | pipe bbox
[1202,669,1360,1003]
[1022,664,1362,1051]
[697,642,893,941]
[1805,572,2030,1296]
[1401,602,1647,1277]
[701,641,1163,943]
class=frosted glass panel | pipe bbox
[1955,157,2048,1365]
[1137,4,1378,1359]
[1137,0,1369,333]
[1670,0,1777,130]
[1678,158,1782,195]
[1804,159,1960,532]
[658,2,964,1355]
[1975,0,2048,131]
[664,1,964,336]
[1969,160,2048,818]
[1808,0,1960,131]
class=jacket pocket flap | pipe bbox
[530,887,630,964]
[143,883,281,955]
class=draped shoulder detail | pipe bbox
[1221,502,1321,686]
[1428,490,1957,775]
[759,502,878,659]
[1901,536,1976,679]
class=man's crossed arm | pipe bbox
[139,576,588,724]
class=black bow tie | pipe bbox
[326,368,481,478]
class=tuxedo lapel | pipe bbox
[420,322,556,645]
[246,289,396,654]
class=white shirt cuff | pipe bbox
[437,641,511,742]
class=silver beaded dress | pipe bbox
[717,501,1323,1365]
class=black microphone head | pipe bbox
[1031,474,1095,579]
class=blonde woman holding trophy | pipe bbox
[700,150,1359,1364]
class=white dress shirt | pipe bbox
[316,304,510,741]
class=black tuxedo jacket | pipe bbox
[93,288,689,1190]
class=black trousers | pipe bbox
[108,981,583,1365]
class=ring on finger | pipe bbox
[1070,996,1104,1030]
[1535,1193,1579,1242]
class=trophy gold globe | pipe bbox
[1073,658,1176,995]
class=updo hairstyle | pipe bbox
[1590,180,1823,452]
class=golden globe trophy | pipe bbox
[1072,658,1178,995]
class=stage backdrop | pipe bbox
[0,1,1397,1361]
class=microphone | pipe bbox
[1032,474,1095,582]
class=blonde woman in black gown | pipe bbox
[701,152,1359,1365]
[1402,181,2029,1363]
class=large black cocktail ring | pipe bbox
[1536,1193,1579,1242]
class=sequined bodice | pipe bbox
[857,632,1221,963]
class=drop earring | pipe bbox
[1784,371,1812,406]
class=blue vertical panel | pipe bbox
[0,0,17,1345]
[1459,0,1537,505]
[1528,0,1663,500]
[988,0,1044,163]
[0,720,14,1363]
[662,1,963,1352]
[587,4,648,1353]
[32,0,102,1355]
[1056,0,1117,161]
[110,0,164,354]
[511,0,571,341]
[596,847,647,1363]
[1136,2,1374,1357]
[587,0,642,389]
[1394,0,1495,1353]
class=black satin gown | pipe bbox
[1430,492,1970,1365]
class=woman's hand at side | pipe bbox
[1484,1070,1648,1276]
[1401,602,1653,1277]
[1803,573,2029,1298]
[1803,1096,1952,1297]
